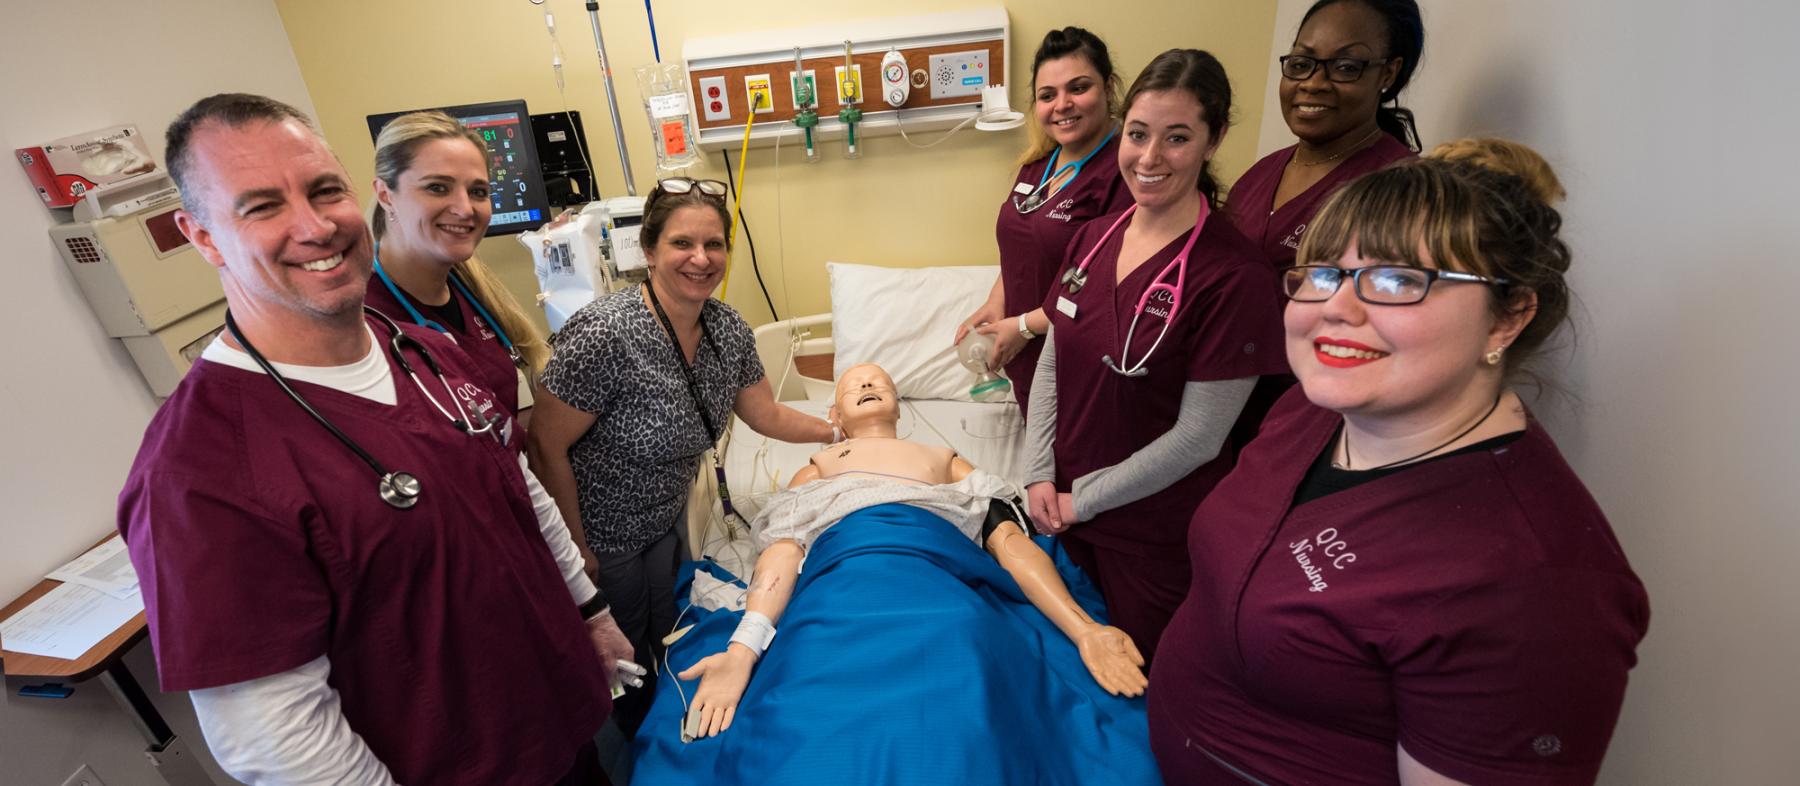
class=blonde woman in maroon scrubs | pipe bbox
[955,27,1132,415]
[1022,50,1288,661]
[1149,146,1649,785]
[1229,0,1423,271]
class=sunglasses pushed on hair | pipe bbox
[655,177,728,199]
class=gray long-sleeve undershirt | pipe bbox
[1022,326,1258,522]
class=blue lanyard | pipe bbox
[1034,126,1118,192]
[371,253,517,354]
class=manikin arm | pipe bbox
[675,465,816,740]
[954,458,1146,697]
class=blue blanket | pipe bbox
[635,503,1161,785]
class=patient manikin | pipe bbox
[678,364,1146,740]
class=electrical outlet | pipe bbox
[60,764,107,786]
[698,76,730,121]
[789,69,818,109]
[744,74,773,114]
[833,64,863,106]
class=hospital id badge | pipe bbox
[1056,296,1078,319]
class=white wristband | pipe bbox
[728,611,777,660]
[1017,313,1037,340]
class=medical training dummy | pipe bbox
[678,363,1146,740]
[631,364,1161,784]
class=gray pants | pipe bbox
[592,523,686,737]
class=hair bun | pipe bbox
[1427,138,1566,205]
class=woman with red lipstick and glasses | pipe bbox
[1230,0,1423,272]
[954,27,1133,416]
[366,111,549,423]
[529,178,831,736]
[1148,143,1648,785]
[1021,50,1288,662]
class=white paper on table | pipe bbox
[45,538,139,597]
[0,582,143,660]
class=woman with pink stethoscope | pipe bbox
[1021,49,1289,660]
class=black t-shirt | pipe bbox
[1295,429,1526,505]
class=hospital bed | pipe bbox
[686,262,1029,574]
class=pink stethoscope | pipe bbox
[1057,199,1210,377]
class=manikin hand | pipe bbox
[954,299,1005,347]
[1027,481,1067,535]
[973,320,1028,369]
[1073,624,1147,697]
[676,644,758,739]
[585,610,641,691]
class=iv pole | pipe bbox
[584,0,638,196]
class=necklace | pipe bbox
[1291,127,1383,167]
[1336,393,1505,471]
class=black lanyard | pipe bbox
[644,281,722,442]
[644,282,742,523]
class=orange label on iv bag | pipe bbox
[660,120,688,156]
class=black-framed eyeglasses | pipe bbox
[654,177,728,199]
[1281,264,1512,306]
[1278,54,1392,83]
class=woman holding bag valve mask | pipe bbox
[1022,50,1288,661]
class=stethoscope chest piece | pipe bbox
[1061,266,1088,294]
[379,471,422,510]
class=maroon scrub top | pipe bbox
[365,270,524,418]
[1149,388,1649,786]
[1042,206,1289,556]
[995,133,1132,411]
[1227,134,1415,270]
[117,317,610,786]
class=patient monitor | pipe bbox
[49,176,225,396]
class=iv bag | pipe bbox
[636,62,700,174]
[519,207,607,332]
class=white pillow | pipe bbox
[827,262,1006,402]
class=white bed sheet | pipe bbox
[723,398,1026,523]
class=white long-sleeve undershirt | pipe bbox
[191,335,596,784]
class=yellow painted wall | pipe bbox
[274,0,1277,329]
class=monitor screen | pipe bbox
[366,100,550,236]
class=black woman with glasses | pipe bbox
[1149,144,1649,785]
[1229,0,1423,272]
[529,177,833,735]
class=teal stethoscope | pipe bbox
[1058,198,1211,377]
[372,254,525,370]
[1012,127,1118,215]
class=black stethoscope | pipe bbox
[224,306,503,510]
[372,254,525,370]
[1011,127,1118,215]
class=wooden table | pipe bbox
[0,534,215,785]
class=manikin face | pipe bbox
[1285,240,1524,424]
[174,118,373,327]
[1280,1,1401,145]
[1119,89,1221,212]
[646,206,729,306]
[829,363,900,436]
[1033,54,1111,153]
[375,137,491,265]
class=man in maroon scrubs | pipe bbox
[117,94,630,785]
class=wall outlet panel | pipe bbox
[832,64,863,107]
[928,50,990,99]
[789,70,818,110]
[744,74,773,114]
[698,76,730,121]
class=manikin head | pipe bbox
[828,363,901,439]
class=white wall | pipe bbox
[0,1,316,783]
[1258,1,1800,782]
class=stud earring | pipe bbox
[1484,347,1506,366]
